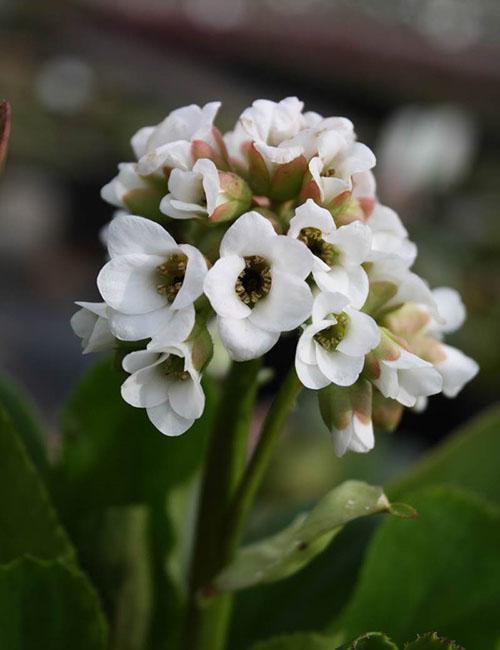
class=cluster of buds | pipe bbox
[72,98,478,454]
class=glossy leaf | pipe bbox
[0,558,107,650]
[333,487,500,649]
[214,481,391,593]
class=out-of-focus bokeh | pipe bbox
[1,0,499,503]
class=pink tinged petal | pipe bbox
[172,244,207,310]
[288,199,336,239]
[168,167,204,203]
[203,255,250,319]
[316,347,364,387]
[122,350,161,374]
[109,304,173,341]
[397,365,443,407]
[249,270,313,332]
[436,344,478,398]
[168,376,205,420]
[97,254,166,314]
[107,214,177,258]
[295,355,330,390]
[270,236,314,280]
[337,309,380,357]
[329,221,372,266]
[432,287,466,334]
[147,401,194,437]
[121,362,171,408]
[312,291,349,323]
[148,306,196,347]
[131,126,155,158]
[160,195,206,220]
[217,316,280,361]
[219,211,276,258]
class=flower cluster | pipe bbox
[72,98,478,453]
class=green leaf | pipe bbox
[0,558,107,650]
[0,409,73,565]
[54,357,215,513]
[214,481,392,593]
[333,487,500,649]
[404,632,464,649]
[390,404,500,505]
[339,632,399,649]
[251,632,338,649]
[0,373,47,473]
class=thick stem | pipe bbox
[184,359,261,650]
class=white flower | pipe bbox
[100,163,149,209]
[366,203,417,268]
[334,413,374,457]
[70,301,115,354]
[160,158,249,222]
[373,334,442,407]
[288,199,372,308]
[295,292,380,389]
[97,214,206,344]
[204,211,314,361]
[121,342,204,436]
[136,102,221,175]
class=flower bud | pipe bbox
[268,154,308,201]
[372,389,404,432]
[209,171,253,223]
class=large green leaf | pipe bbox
[332,487,500,649]
[0,409,73,565]
[390,404,500,505]
[215,481,393,593]
[0,373,47,473]
[251,632,338,649]
[0,558,107,650]
[54,357,215,513]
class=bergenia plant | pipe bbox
[71,97,479,649]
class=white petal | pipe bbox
[195,158,221,215]
[328,221,372,266]
[312,291,349,323]
[297,322,328,364]
[71,307,97,344]
[148,306,196,347]
[75,301,109,318]
[270,236,313,280]
[138,140,193,175]
[249,270,312,332]
[288,199,335,238]
[431,287,466,334]
[338,142,376,178]
[160,195,206,220]
[147,401,194,437]
[107,214,176,258]
[316,347,364,387]
[168,376,205,419]
[254,142,303,166]
[203,255,251,319]
[295,355,330,390]
[219,211,276,258]
[168,167,204,203]
[374,364,398,399]
[110,304,173,341]
[314,266,351,298]
[334,416,374,457]
[97,254,166,314]
[122,350,161,374]
[397,365,443,406]
[337,309,380,356]
[84,316,115,354]
[344,266,369,309]
[172,244,207,310]
[436,344,478,398]
[217,316,279,361]
[121,361,170,408]
[131,126,155,158]
[321,176,350,204]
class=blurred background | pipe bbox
[1,0,499,505]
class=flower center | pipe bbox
[314,312,349,351]
[157,253,187,303]
[161,354,189,381]
[298,227,339,266]
[235,255,272,308]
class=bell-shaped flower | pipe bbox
[295,292,380,390]
[97,214,206,343]
[70,302,115,354]
[160,158,251,223]
[136,102,222,175]
[288,199,372,309]
[204,211,314,361]
[319,379,374,456]
[121,342,204,436]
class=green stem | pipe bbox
[184,359,261,650]
[222,368,302,564]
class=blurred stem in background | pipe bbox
[184,363,302,650]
